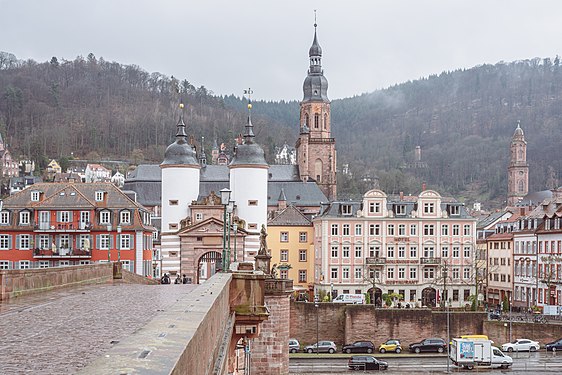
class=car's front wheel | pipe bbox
[307,348,313,354]
[530,346,537,352]
[415,347,421,354]
[367,348,373,353]
[379,348,386,353]
[346,348,352,354]
[438,347,444,353]
[501,363,509,369]
[507,347,513,352]
[395,348,401,354]
[290,349,296,353]
[329,348,335,354]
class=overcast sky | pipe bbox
[1,0,561,101]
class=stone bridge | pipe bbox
[0,263,292,374]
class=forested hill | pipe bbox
[1,51,562,208]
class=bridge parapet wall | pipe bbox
[0,264,113,301]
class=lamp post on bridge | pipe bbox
[233,222,238,263]
[226,200,234,270]
[220,188,231,272]
[117,225,121,262]
[106,225,112,262]
[315,295,319,355]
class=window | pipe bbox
[280,250,288,262]
[463,246,471,258]
[398,224,406,236]
[248,200,258,206]
[452,225,460,236]
[452,267,460,279]
[441,225,449,236]
[195,213,203,221]
[38,260,49,268]
[95,191,104,201]
[423,246,434,258]
[369,202,381,214]
[331,245,338,258]
[331,224,338,236]
[342,224,350,236]
[424,268,435,279]
[398,246,405,258]
[299,270,307,283]
[398,267,405,279]
[18,260,30,269]
[342,267,350,279]
[0,235,11,250]
[100,211,111,225]
[453,289,459,301]
[280,232,289,242]
[450,205,460,215]
[299,249,307,261]
[19,211,30,225]
[99,234,110,250]
[387,267,394,279]
[120,234,131,250]
[280,270,288,279]
[463,224,471,236]
[410,267,417,279]
[299,232,307,243]
[396,205,406,215]
[355,224,362,236]
[369,224,380,236]
[423,202,435,214]
[463,289,470,301]
[387,246,394,258]
[58,211,70,223]
[355,245,362,258]
[331,267,338,279]
[423,224,434,236]
[355,267,362,279]
[410,224,417,236]
[387,224,395,236]
[31,191,40,201]
[463,267,471,279]
[442,246,449,258]
[39,235,50,249]
[410,246,417,258]
[452,246,460,258]
[342,245,350,258]
[0,211,9,225]
[18,234,31,250]
[342,204,352,215]
[120,210,131,224]
[0,261,10,269]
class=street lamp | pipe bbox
[226,200,234,269]
[233,222,238,263]
[446,298,451,373]
[330,282,334,302]
[220,188,231,272]
[106,225,112,262]
[509,295,512,342]
[117,225,121,262]
[315,296,319,355]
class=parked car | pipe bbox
[348,355,388,371]
[545,338,562,352]
[379,339,401,353]
[489,311,501,320]
[289,338,300,353]
[501,339,540,352]
[304,340,337,354]
[342,341,375,354]
[409,338,447,353]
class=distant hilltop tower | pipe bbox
[507,121,528,206]
[295,20,337,201]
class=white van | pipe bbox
[333,294,365,304]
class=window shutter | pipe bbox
[96,235,101,250]
[110,235,114,249]
[8,235,12,250]
[16,235,20,250]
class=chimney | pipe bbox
[399,191,404,201]
[422,182,427,191]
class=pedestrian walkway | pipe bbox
[0,283,196,374]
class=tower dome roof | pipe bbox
[309,29,322,57]
[230,101,268,167]
[512,121,526,142]
[161,107,198,166]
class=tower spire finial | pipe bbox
[176,100,188,139]
[243,88,255,143]
[314,9,317,28]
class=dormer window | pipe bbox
[450,205,460,216]
[395,205,406,216]
[95,191,104,202]
[19,211,30,225]
[423,202,435,214]
[31,191,40,201]
[120,210,131,224]
[342,204,352,216]
[368,202,381,214]
[100,210,111,225]
[0,211,9,225]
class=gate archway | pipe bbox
[197,251,222,284]
[422,287,437,307]
[367,287,383,306]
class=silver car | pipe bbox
[289,339,300,353]
[304,340,337,354]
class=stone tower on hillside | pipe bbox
[507,121,528,206]
[295,22,337,200]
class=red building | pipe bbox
[0,182,154,275]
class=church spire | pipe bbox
[243,88,255,144]
[303,14,329,103]
[175,101,188,140]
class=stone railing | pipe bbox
[265,278,293,295]
[366,257,386,265]
[420,257,441,265]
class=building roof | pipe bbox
[268,205,311,226]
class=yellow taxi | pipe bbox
[379,339,402,353]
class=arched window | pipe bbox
[304,113,309,128]
[314,114,319,129]
[324,113,328,129]
[518,180,525,192]
[315,159,323,182]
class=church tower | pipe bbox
[295,22,337,200]
[507,121,528,206]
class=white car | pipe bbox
[501,339,540,352]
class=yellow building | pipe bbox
[268,205,315,299]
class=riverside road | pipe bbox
[290,351,562,373]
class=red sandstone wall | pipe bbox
[0,264,113,301]
[251,294,291,375]
[291,302,486,347]
[483,320,562,345]
[120,268,159,285]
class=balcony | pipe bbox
[366,257,386,265]
[33,248,92,259]
[420,257,441,265]
[34,222,92,232]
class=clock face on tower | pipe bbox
[519,171,524,175]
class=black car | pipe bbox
[409,338,446,353]
[342,341,375,354]
[545,338,562,351]
[348,355,388,371]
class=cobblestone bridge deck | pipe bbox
[0,283,196,374]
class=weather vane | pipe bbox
[244,88,253,110]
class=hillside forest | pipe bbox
[1,51,562,208]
